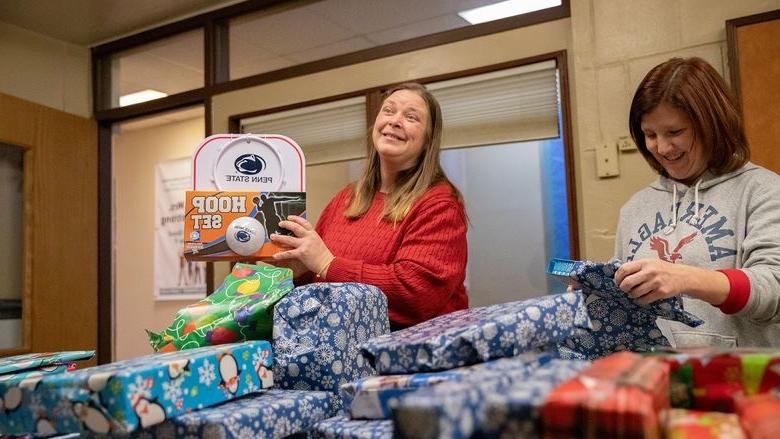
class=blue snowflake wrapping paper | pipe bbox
[556,260,703,360]
[0,341,273,436]
[482,360,591,438]
[361,292,590,374]
[94,389,335,439]
[391,359,590,439]
[311,415,393,439]
[341,351,553,420]
[272,283,390,411]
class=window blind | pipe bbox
[429,59,560,149]
[240,60,560,165]
[241,96,367,165]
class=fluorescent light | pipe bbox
[119,89,168,107]
[458,0,562,25]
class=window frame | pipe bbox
[94,0,571,364]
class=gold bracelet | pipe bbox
[316,255,335,278]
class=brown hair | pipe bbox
[629,57,749,177]
[346,82,463,222]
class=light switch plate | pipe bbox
[617,136,636,151]
[596,142,619,177]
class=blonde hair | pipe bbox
[346,83,463,222]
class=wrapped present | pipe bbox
[342,351,553,420]
[311,415,393,439]
[651,348,780,412]
[0,341,273,436]
[148,263,293,352]
[553,260,702,360]
[392,359,589,439]
[96,389,335,439]
[664,409,745,439]
[542,351,670,439]
[362,292,590,375]
[736,391,780,439]
[273,283,390,411]
[0,351,94,376]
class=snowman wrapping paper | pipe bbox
[0,341,273,436]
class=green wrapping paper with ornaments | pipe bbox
[147,263,293,352]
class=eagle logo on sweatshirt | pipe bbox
[649,232,698,263]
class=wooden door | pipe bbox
[0,93,97,364]
[727,10,780,175]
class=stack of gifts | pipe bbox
[312,292,595,438]
[0,341,274,436]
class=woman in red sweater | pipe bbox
[270,82,469,329]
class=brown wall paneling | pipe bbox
[0,93,98,365]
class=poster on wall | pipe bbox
[154,157,207,300]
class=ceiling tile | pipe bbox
[367,14,470,46]
[285,36,375,64]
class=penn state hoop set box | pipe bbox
[183,134,306,261]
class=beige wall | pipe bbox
[571,0,778,260]
[113,114,205,360]
[0,22,91,118]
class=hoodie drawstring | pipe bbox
[664,179,702,235]
[692,179,701,222]
[664,184,678,235]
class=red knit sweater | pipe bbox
[315,183,469,328]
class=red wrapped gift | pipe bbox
[736,392,780,439]
[652,348,780,412]
[542,351,669,439]
[664,409,745,438]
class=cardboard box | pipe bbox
[183,191,305,260]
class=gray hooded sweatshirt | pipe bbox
[614,162,780,347]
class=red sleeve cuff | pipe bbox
[716,269,751,314]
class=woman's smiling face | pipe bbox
[371,89,430,171]
[641,102,708,184]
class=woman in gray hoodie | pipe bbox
[613,57,780,348]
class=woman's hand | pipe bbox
[614,259,691,305]
[270,215,335,276]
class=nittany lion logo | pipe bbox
[234,154,266,175]
[234,228,252,243]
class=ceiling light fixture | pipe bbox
[458,0,562,25]
[119,89,168,107]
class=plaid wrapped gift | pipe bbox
[552,259,702,360]
[542,351,669,439]
[273,283,390,411]
[0,341,273,436]
[664,409,745,439]
[735,391,780,439]
[341,351,553,419]
[311,415,393,439]
[392,359,589,439]
[362,292,590,375]
[650,348,780,412]
[96,389,335,439]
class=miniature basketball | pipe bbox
[225,216,266,256]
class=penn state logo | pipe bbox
[234,229,252,243]
[234,154,265,175]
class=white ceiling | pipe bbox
[0,0,515,117]
[0,0,244,46]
